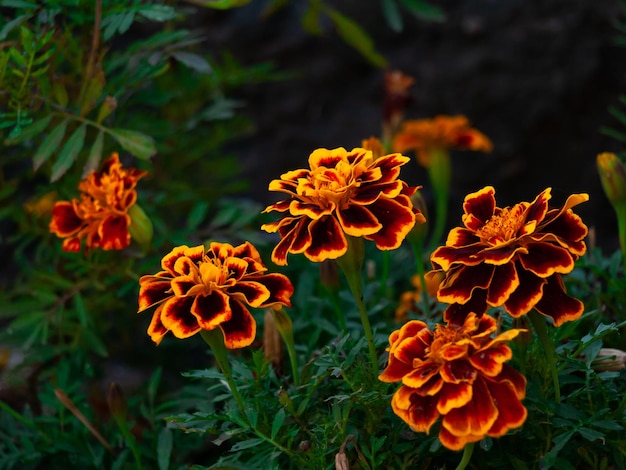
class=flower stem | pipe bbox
[528,310,561,403]
[455,442,475,470]
[336,236,379,375]
[426,147,451,250]
[200,328,248,419]
[616,205,626,272]
[271,307,301,386]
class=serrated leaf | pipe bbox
[194,0,252,10]
[170,51,212,74]
[80,69,105,116]
[577,427,605,442]
[9,47,27,67]
[4,113,52,144]
[52,81,69,107]
[50,123,86,181]
[0,0,38,7]
[33,118,68,171]
[325,8,388,68]
[108,128,156,159]
[229,437,263,451]
[83,129,103,176]
[398,0,446,22]
[382,0,403,32]
[157,427,173,470]
[301,2,323,35]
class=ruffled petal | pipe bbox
[441,377,498,438]
[486,262,519,306]
[219,299,257,348]
[485,379,528,437]
[438,264,494,304]
[462,186,496,228]
[161,296,201,339]
[138,278,172,312]
[147,304,168,345]
[248,273,294,307]
[227,280,270,307]
[191,290,232,330]
[336,204,382,236]
[437,382,473,414]
[392,388,440,434]
[443,289,489,325]
[518,242,575,277]
[503,266,546,317]
[533,274,584,326]
[304,216,348,262]
[469,343,512,377]
[50,201,83,236]
[365,196,416,250]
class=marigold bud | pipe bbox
[107,382,127,422]
[128,203,153,250]
[597,152,626,207]
[592,348,626,372]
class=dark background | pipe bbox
[201,0,626,252]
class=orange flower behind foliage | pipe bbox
[379,313,527,451]
[138,242,294,348]
[428,186,588,326]
[393,115,492,166]
[49,153,146,252]
[261,147,425,265]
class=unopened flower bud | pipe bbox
[128,203,153,251]
[597,152,626,207]
[97,96,118,124]
[263,309,283,371]
[592,348,626,372]
[107,382,127,422]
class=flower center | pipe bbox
[307,162,360,209]
[198,260,230,292]
[475,205,525,245]
[426,324,468,364]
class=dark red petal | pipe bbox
[403,361,441,388]
[438,426,481,451]
[469,343,512,376]
[268,218,304,265]
[223,256,249,280]
[191,290,232,329]
[438,264,494,304]
[518,242,574,277]
[437,382,473,414]
[523,188,551,226]
[147,304,168,345]
[503,266,546,317]
[440,359,478,384]
[496,364,527,399]
[533,274,584,326]
[162,246,191,275]
[430,245,486,270]
[62,237,82,252]
[486,262,519,306]
[98,214,130,250]
[50,201,83,236]
[369,153,408,183]
[463,186,496,226]
[445,228,480,247]
[219,299,256,348]
[171,275,197,297]
[161,296,201,338]
[392,388,440,433]
[248,273,293,307]
[441,377,498,437]
[336,204,382,236]
[290,200,333,219]
[233,241,262,261]
[443,289,489,325]
[481,245,527,265]
[485,379,527,437]
[541,210,588,250]
[138,279,172,311]
[227,280,270,307]
[365,196,416,250]
[379,358,414,383]
[304,216,348,262]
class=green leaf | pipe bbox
[170,51,212,74]
[108,128,156,160]
[9,47,27,67]
[50,123,86,181]
[157,427,173,470]
[382,0,403,32]
[270,408,286,440]
[33,118,68,171]
[83,129,103,176]
[0,0,38,8]
[325,7,388,68]
[138,5,177,21]
[398,0,446,22]
[192,0,252,10]
[577,427,605,442]
[4,113,51,144]
[229,437,264,451]
[0,14,29,41]
[80,69,105,116]
[301,1,323,35]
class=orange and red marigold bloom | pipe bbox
[379,313,527,451]
[427,186,588,326]
[137,241,294,348]
[49,153,146,252]
[393,115,492,167]
[261,147,425,265]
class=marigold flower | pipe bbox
[394,272,442,322]
[261,147,425,265]
[393,115,492,167]
[49,153,147,252]
[428,186,588,326]
[379,313,527,451]
[137,241,294,348]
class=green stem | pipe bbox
[426,148,451,250]
[528,310,561,403]
[271,307,301,386]
[200,328,248,419]
[335,236,379,375]
[616,205,626,272]
[409,238,431,318]
[455,442,475,470]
